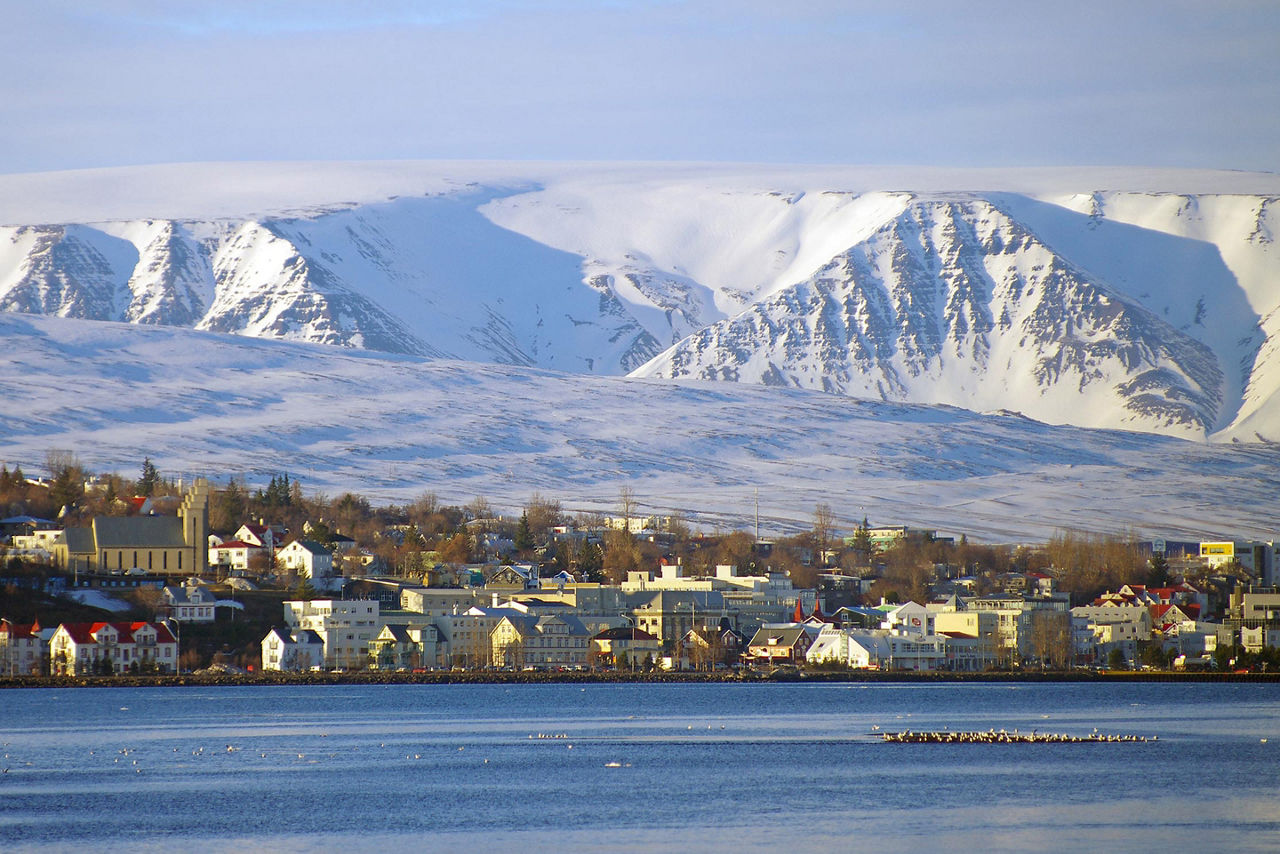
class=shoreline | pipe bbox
[3,669,1277,689]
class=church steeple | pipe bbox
[180,479,211,576]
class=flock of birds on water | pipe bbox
[2,712,1275,776]
[879,728,1156,744]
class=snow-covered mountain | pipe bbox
[3,312,1279,543]
[634,197,1227,436]
[1,162,1279,440]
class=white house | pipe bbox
[261,627,326,671]
[1071,604,1152,664]
[278,540,334,581]
[0,619,48,676]
[807,626,945,671]
[236,522,287,552]
[163,580,218,622]
[208,539,264,574]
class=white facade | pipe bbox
[882,602,934,636]
[283,599,380,669]
[49,621,179,675]
[261,627,325,671]
[806,627,946,671]
[163,581,218,622]
[0,620,48,676]
[278,540,334,581]
[208,540,263,573]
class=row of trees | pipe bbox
[4,452,1179,606]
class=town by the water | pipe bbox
[2,459,1278,682]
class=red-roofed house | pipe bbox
[0,619,47,676]
[209,539,264,574]
[1151,603,1198,632]
[49,621,179,675]
[235,523,286,552]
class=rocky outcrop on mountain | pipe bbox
[634,198,1226,436]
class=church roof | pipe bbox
[91,515,186,549]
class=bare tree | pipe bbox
[812,503,838,564]
[617,486,638,526]
[465,496,492,531]
[524,493,564,542]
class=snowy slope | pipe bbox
[633,197,1226,437]
[1,162,1279,439]
[2,313,1278,543]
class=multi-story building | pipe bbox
[0,619,49,676]
[368,624,440,670]
[260,627,325,671]
[398,586,489,617]
[627,590,733,646]
[49,621,179,675]
[163,580,218,622]
[1200,541,1275,582]
[282,599,380,669]
[490,614,593,669]
[277,540,334,582]
[208,540,263,574]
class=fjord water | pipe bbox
[2,682,1278,853]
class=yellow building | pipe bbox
[50,480,210,577]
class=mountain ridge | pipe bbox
[1,163,1278,440]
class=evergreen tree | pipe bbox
[575,538,604,583]
[49,465,84,513]
[139,457,160,497]
[1147,552,1171,587]
[307,520,332,545]
[851,516,872,554]
[514,512,535,553]
[212,480,247,532]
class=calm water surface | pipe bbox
[1,682,1278,852]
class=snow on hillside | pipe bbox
[1,161,1279,440]
[2,313,1278,544]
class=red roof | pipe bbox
[0,620,38,639]
[57,623,99,644]
[57,621,176,645]
[130,621,177,643]
[212,540,257,550]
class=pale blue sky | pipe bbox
[4,0,1278,173]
